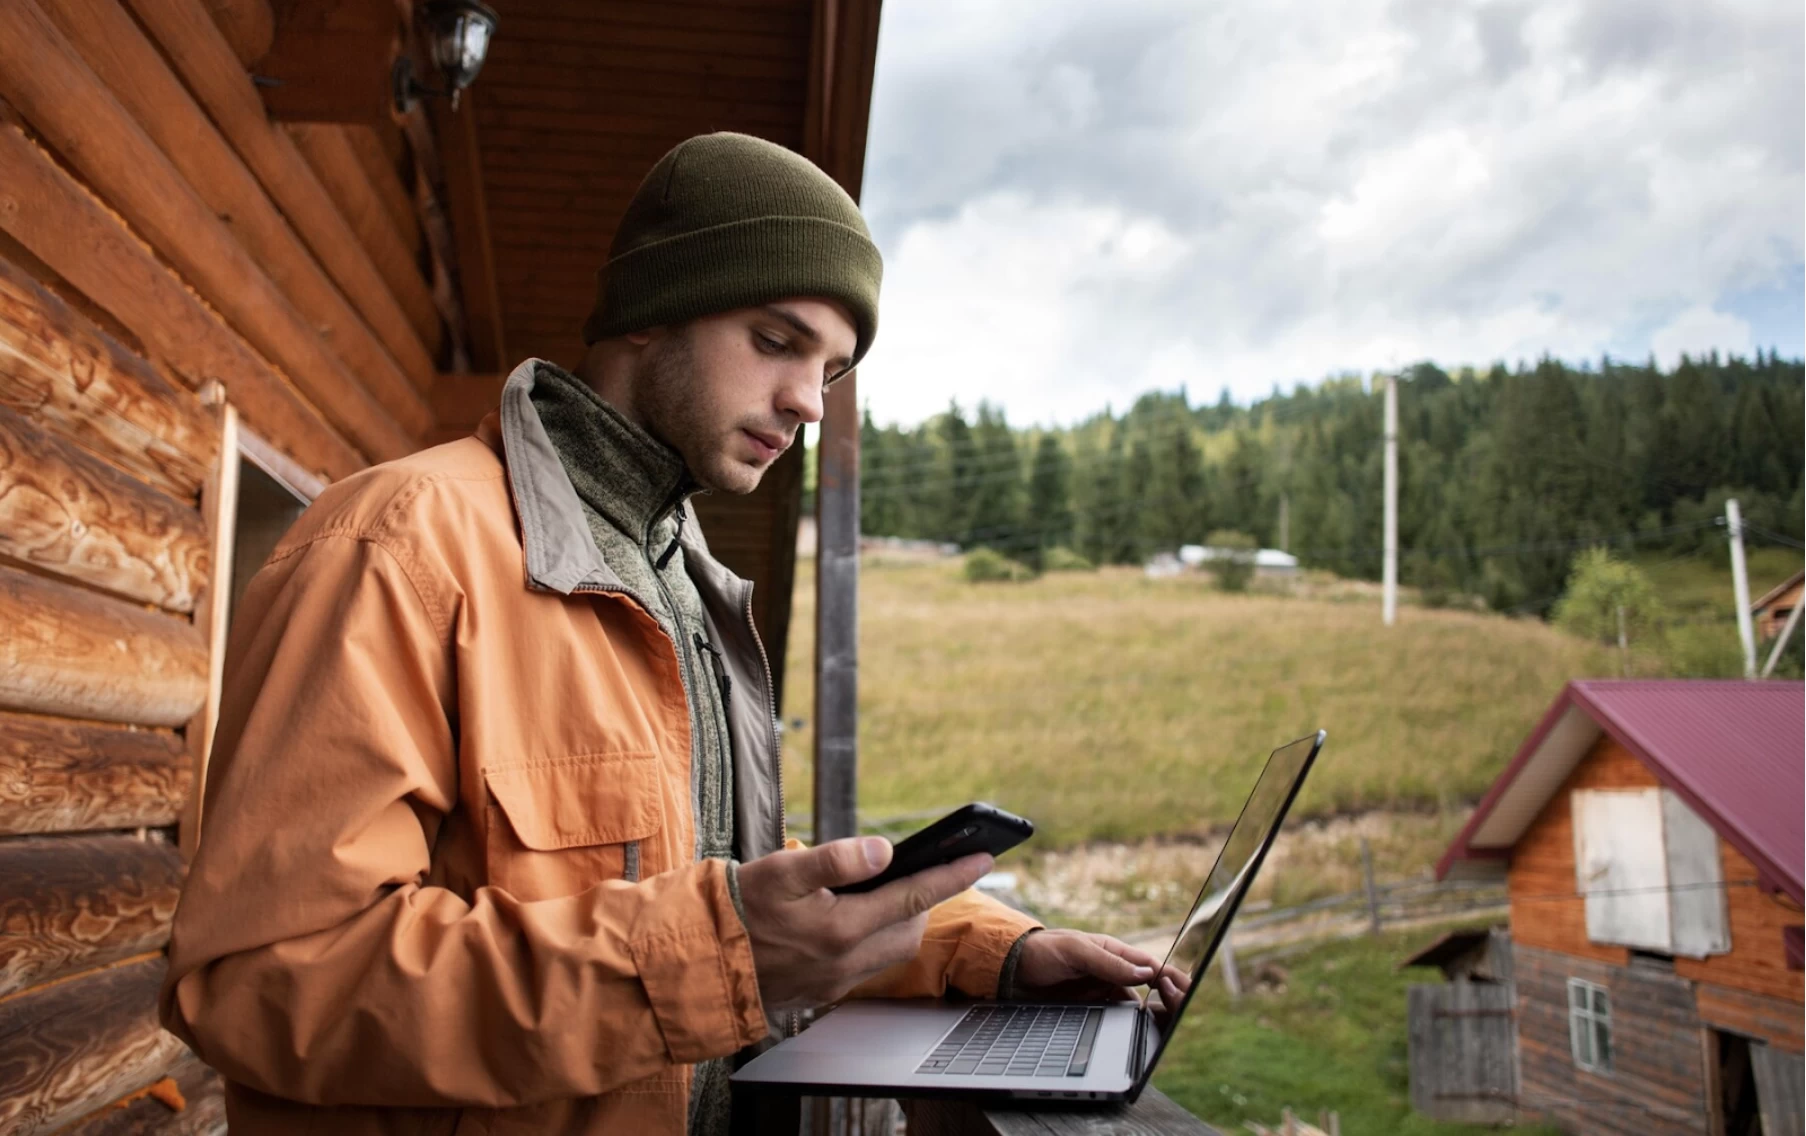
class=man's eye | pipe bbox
[755,334,787,355]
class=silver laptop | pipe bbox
[732,730,1325,1104]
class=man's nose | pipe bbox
[777,369,826,425]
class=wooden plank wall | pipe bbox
[1507,733,1806,1020]
[1515,944,1712,1136]
[1406,981,1518,1125]
[0,0,447,1131]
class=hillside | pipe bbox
[779,558,1615,848]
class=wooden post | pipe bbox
[1218,935,1242,1000]
[814,375,859,844]
[1360,838,1381,936]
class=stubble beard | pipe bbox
[633,332,764,495]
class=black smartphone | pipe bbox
[830,803,1034,895]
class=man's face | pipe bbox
[630,298,857,495]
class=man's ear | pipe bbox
[624,327,661,347]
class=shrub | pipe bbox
[1553,548,1665,645]
[964,547,1035,583]
[1042,545,1095,572]
[1204,529,1257,592]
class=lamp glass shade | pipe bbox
[424,0,497,91]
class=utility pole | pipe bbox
[1382,374,1398,626]
[1725,498,1757,679]
[1278,493,1290,553]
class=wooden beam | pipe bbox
[0,956,187,1135]
[805,0,882,849]
[343,124,421,255]
[200,0,273,66]
[0,111,365,481]
[0,712,189,836]
[0,404,209,612]
[0,565,207,728]
[0,257,216,502]
[0,3,419,460]
[432,94,508,372]
[253,0,396,123]
[284,123,441,356]
[0,836,185,998]
[59,1052,226,1136]
[180,394,237,859]
[123,0,440,393]
[400,107,474,372]
[41,0,437,410]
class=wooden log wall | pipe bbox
[0,0,443,1130]
[1514,943,1712,1136]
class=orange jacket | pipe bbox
[160,361,1040,1134]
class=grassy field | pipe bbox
[1631,547,1803,678]
[780,558,1614,850]
[1151,921,1562,1135]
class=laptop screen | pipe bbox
[1133,730,1324,1089]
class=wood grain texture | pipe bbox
[430,94,507,373]
[180,400,236,859]
[342,125,421,257]
[0,116,363,482]
[122,0,439,393]
[0,711,188,836]
[1508,735,1654,967]
[1513,944,1710,1136]
[59,1051,226,1136]
[0,256,213,501]
[199,0,271,65]
[904,1087,1221,1135]
[253,0,394,123]
[1674,842,1806,1005]
[0,0,419,461]
[0,565,206,727]
[0,835,184,997]
[284,123,441,358]
[0,956,187,1135]
[0,404,207,611]
[39,0,436,414]
[1694,982,1805,1054]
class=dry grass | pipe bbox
[779,558,1613,850]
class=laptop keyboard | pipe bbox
[914,1005,1104,1077]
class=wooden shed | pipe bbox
[1437,680,1805,1136]
[0,0,879,1130]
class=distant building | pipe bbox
[1176,545,1300,577]
[1754,568,1803,643]
[1437,680,1804,1136]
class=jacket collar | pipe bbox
[485,358,743,598]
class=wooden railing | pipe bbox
[904,1086,1222,1134]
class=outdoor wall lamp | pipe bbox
[392,0,498,113]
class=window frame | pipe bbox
[1567,977,1613,1074]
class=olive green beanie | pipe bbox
[582,132,882,366]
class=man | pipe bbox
[161,132,1158,1135]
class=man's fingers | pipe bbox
[846,851,993,929]
[785,837,892,894]
[1085,934,1163,973]
[1068,937,1157,986]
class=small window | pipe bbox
[1567,978,1612,1073]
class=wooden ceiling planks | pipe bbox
[474,0,815,369]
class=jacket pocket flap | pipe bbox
[485,753,663,851]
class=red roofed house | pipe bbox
[1438,680,1804,1136]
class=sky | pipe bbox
[851,0,1806,428]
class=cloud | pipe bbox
[856,0,1804,426]
[1650,306,1754,369]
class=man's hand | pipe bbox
[736,837,993,1013]
[1010,930,1162,1002]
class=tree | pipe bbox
[1025,433,1073,556]
[966,402,1024,556]
[1553,548,1664,645]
